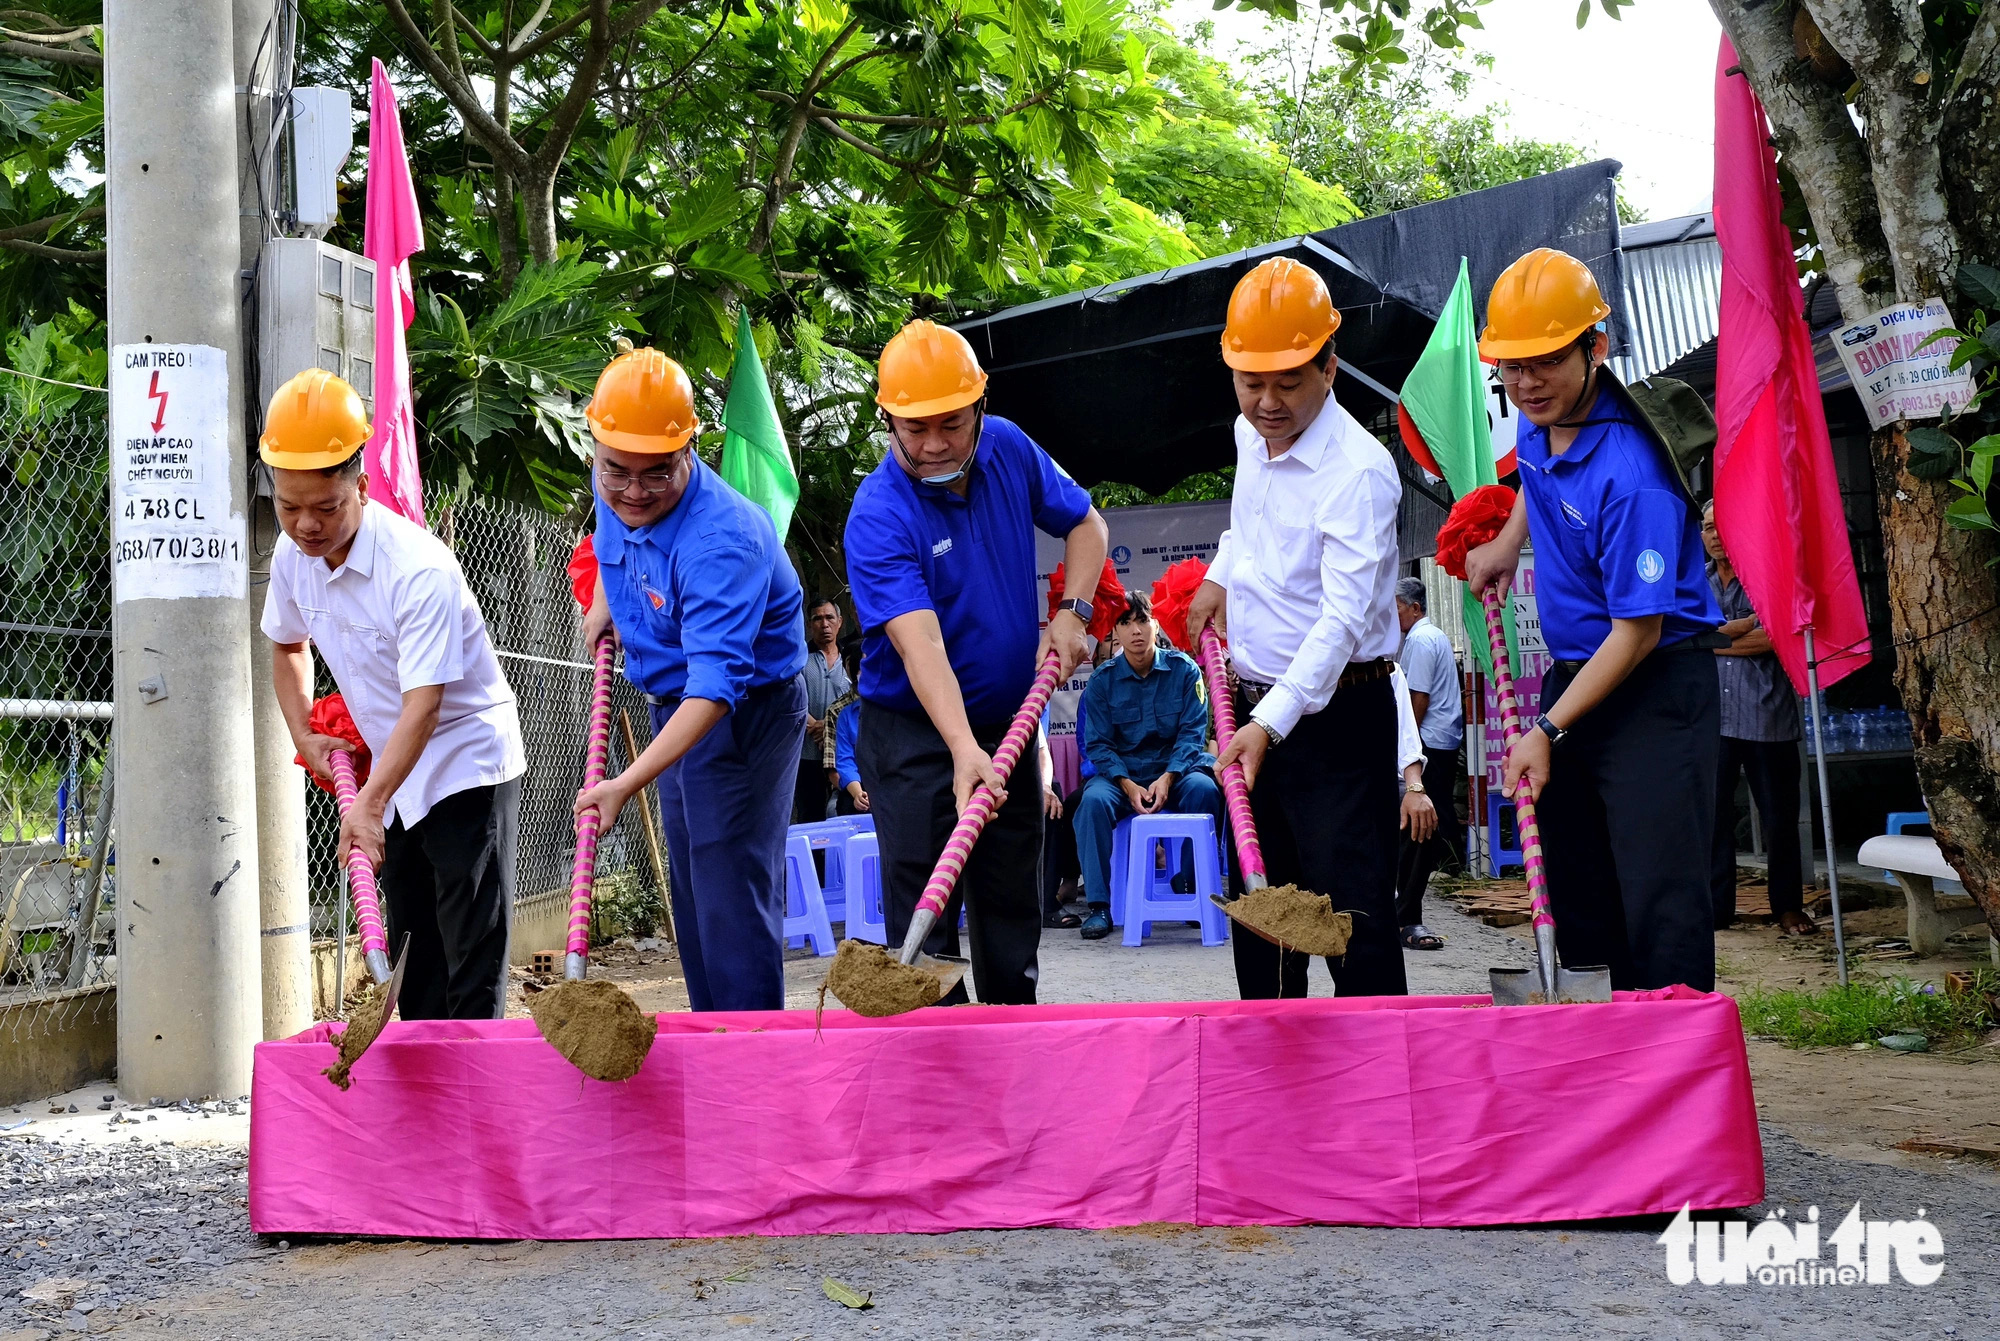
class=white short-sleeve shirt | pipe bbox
[261,501,526,828]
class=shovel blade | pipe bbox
[1556,965,1614,1004]
[1489,966,1536,1006]
[910,952,967,998]
[379,933,410,1020]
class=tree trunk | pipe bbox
[1870,428,2000,941]
[521,164,560,267]
[494,163,523,290]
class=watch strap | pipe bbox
[1535,713,1567,745]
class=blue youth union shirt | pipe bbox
[1515,399,1722,663]
[845,415,1092,724]
[593,458,807,706]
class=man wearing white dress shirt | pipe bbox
[1187,257,1407,999]
[257,369,526,1020]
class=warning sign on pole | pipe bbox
[110,343,246,602]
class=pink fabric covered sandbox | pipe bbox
[249,989,1761,1239]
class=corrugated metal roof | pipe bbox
[1611,213,1723,383]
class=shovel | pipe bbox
[827,651,1064,1015]
[1474,588,1611,1005]
[531,631,656,1081]
[1194,627,1353,965]
[322,748,408,1089]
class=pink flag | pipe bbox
[362,58,426,525]
[1711,38,1868,692]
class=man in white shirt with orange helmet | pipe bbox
[1187,257,1407,1000]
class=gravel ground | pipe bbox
[0,900,1993,1339]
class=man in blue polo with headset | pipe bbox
[844,319,1108,1006]
[1462,249,1724,992]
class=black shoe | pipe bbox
[1080,908,1112,940]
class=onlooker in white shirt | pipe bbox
[1393,577,1463,949]
[1188,256,1406,1000]
[258,369,525,1020]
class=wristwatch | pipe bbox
[1056,597,1093,627]
[1535,713,1568,746]
[1405,780,1427,795]
[1255,719,1285,748]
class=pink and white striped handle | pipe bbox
[1196,628,1266,888]
[328,749,390,965]
[912,652,1064,923]
[566,634,618,968]
[1481,590,1555,936]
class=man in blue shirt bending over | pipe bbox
[845,320,1108,1005]
[573,347,807,1012]
[1071,592,1224,940]
[1463,250,1724,992]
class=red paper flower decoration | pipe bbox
[567,534,598,610]
[1435,485,1519,581]
[1148,556,1211,652]
[1046,559,1128,643]
[293,692,370,795]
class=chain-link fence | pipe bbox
[0,400,116,1045]
[0,398,669,1047]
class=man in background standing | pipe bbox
[797,597,850,823]
[1392,577,1463,951]
[1702,502,1811,936]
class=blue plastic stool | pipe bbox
[783,832,836,956]
[1109,813,1229,947]
[1883,811,1930,881]
[842,830,886,945]
[1486,792,1524,876]
[790,818,870,922]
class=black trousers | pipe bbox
[857,701,1043,1006]
[793,756,829,825]
[1538,649,1720,992]
[1229,675,1405,999]
[1710,735,1804,924]
[1394,745,1465,928]
[1041,784,1083,920]
[380,776,520,1020]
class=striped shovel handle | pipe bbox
[1197,628,1266,888]
[328,749,390,968]
[1481,590,1555,936]
[565,633,618,970]
[913,651,1064,922]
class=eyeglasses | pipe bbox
[598,461,681,495]
[1497,350,1579,384]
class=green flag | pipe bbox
[1399,257,1518,676]
[719,307,798,542]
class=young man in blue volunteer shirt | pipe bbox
[844,319,1108,1005]
[1463,249,1724,992]
[1072,592,1224,939]
[572,347,807,1013]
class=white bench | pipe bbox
[1855,833,1993,958]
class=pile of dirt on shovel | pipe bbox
[1225,885,1354,957]
[825,939,944,1017]
[530,979,656,1082]
[321,983,391,1091]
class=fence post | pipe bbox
[105,0,265,1099]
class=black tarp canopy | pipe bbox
[955,160,1629,498]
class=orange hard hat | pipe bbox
[587,347,699,454]
[875,319,988,419]
[259,368,372,471]
[1221,257,1340,372]
[1478,248,1613,361]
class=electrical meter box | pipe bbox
[259,236,378,417]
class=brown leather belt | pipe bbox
[1235,658,1396,707]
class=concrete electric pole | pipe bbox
[104,1,265,1099]
[234,0,313,1042]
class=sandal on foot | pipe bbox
[1043,911,1082,929]
[1400,924,1445,951]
